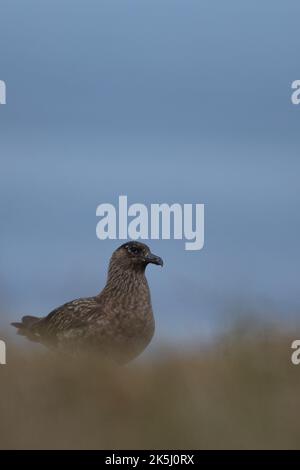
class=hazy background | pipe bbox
[0,0,299,347]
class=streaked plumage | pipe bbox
[12,242,163,363]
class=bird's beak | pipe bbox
[145,252,164,267]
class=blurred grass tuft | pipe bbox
[0,324,299,449]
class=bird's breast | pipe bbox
[97,274,156,362]
[99,292,155,360]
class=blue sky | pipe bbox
[0,0,300,346]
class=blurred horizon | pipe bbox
[1,0,300,347]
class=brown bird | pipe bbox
[11,241,163,363]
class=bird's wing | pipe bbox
[34,297,105,344]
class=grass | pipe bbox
[0,324,299,449]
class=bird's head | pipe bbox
[111,241,163,271]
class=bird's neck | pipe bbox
[100,263,150,302]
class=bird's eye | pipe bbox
[128,246,140,255]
